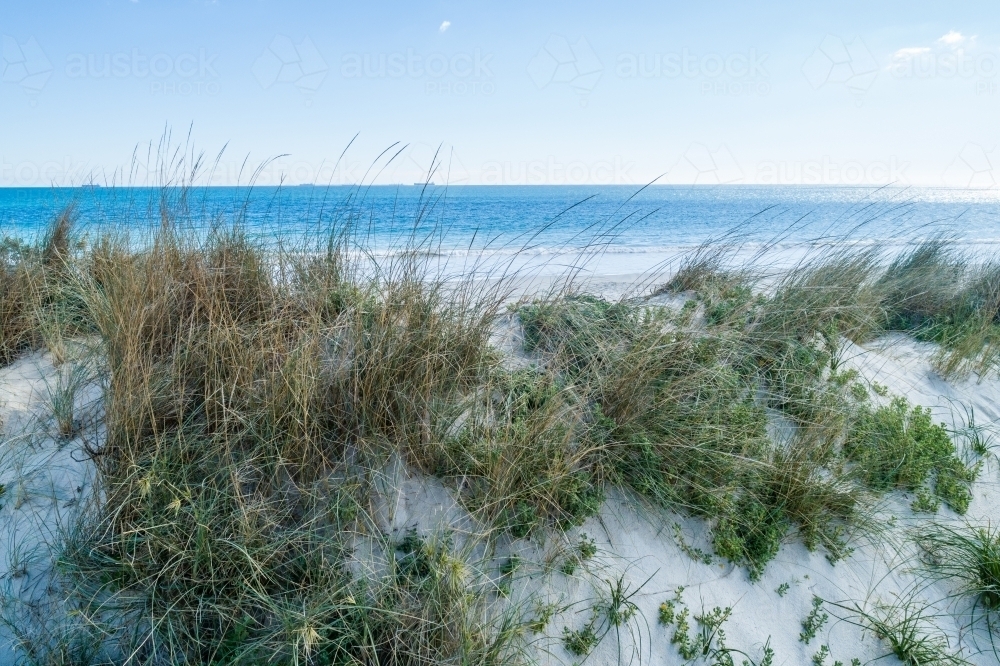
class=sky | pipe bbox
[1,0,999,187]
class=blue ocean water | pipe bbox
[2,185,1000,275]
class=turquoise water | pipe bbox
[3,185,1000,274]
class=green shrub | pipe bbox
[713,496,788,581]
[563,622,599,656]
[845,398,975,513]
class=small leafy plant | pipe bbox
[800,596,829,644]
[528,601,558,634]
[812,644,831,666]
[659,587,776,665]
[560,533,598,575]
[563,618,600,657]
[674,522,715,565]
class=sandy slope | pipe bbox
[507,332,1000,666]
[369,316,1000,665]
[0,352,99,665]
[2,292,999,665]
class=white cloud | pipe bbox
[892,46,931,59]
[938,30,965,46]
[439,21,451,33]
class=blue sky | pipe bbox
[1,0,998,187]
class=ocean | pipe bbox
[2,185,1000,276]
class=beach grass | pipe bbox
[915,521,1000,616]
[1,190,999,663]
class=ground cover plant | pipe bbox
[657,587,776,665]
[845,398,976,513]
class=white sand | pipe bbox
[2,279,1000,665]
[0,351,100,664]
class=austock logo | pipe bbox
[616,48,770,96]
[339,47,495,96]
[665,144,743,185]
[942,144,1000,189]
[528,35,603,104]
[802,35,878,103]
[65,48,221,97]
[253,35,328,100]
[1,35,53,100]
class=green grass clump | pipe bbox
[878,240,965,332]
[520,294,648,373]
[838,599,970,666]
[845,397,976,513]
[67,436,359,664]
[915,522,1000,613]
[1,210,81,367]
[518,288,866,578]
[432,368,604,537]
[19,211,536,665]
[878,240,1000,378]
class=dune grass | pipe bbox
[878,241,1000,377]
[1,237,43,367]
[1,208,85,368]
[915,522,1000,616]
[516,288,868,578]
[43,221,534,665]
[2,191,1000,663]
[831,596,970,666]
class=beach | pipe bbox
[3,215,1000,664]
